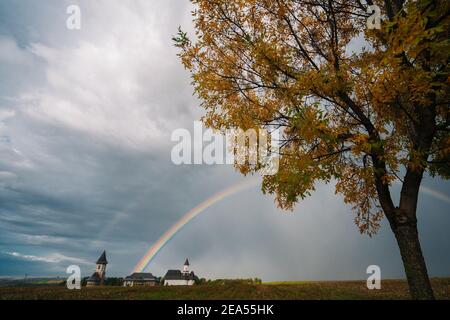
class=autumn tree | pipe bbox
[174,0,449,299]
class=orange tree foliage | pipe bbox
[175,0,449,236]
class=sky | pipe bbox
[0,0,449,281]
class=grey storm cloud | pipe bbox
[0,0,449,280]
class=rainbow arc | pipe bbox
[133,178,259,272]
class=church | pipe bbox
[164,259,198,286]
[86,251,108,287]
[123,272,159,287]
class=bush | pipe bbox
[208,278,262,285]
[103,278,123,286]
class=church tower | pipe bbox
[182,258,189,275]
[86,250,108,287]
[95,250,108,283]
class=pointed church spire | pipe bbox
[184,258,189,266]
[96,250,108,264]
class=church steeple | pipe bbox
[87,250,108,287]
[183,258,189,274]
[96,250,108,265]
[95,251,107,283]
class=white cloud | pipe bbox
[0,36,33,65]
[0,109,15,121]
[12,0,197,151]
[6,251,90,265]
[0,170,15,177]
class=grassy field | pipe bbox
[0,278,449,300]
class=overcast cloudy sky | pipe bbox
[0,0,449,281]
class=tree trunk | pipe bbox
[389,210,435,300]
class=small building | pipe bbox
[123,273,159,287]
[86,251,108,287]
[164,259,198,286]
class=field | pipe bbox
[0,278,449,300]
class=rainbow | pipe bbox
[420,185,450,204]
[133,178,259,272]
[133,177,450,272]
